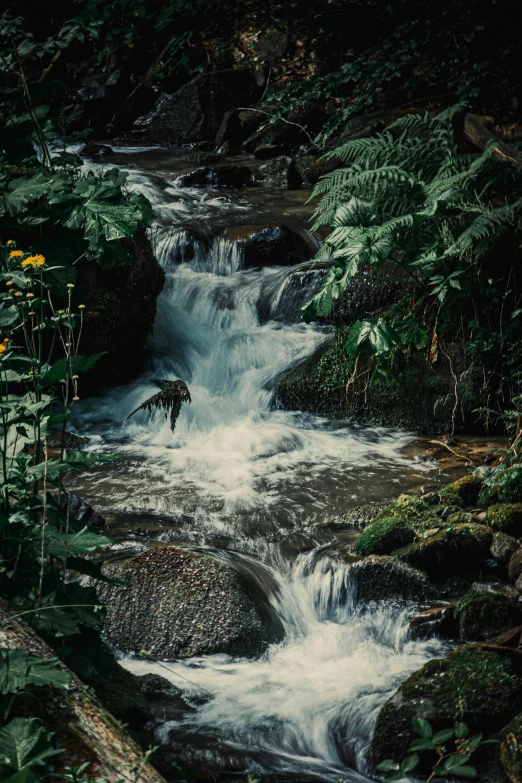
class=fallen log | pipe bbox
[0,597,165,783]
[464,113,521,167]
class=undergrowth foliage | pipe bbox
[302,106,522,428]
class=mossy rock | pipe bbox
[491,532,520,565]
[186,151,219,164]
[374,494,440,530]
[326,504,382,530]
[508,548,522,583]
[397,523,493,580]
[372,644,522,764]
[455,590,522,641]
[479,466,522,507]
[352,517,415,556]
[447,511,475,525]
[439,474,484,507]
[500,712,522,783]
[350,555,435,602]
[487,503,522,537]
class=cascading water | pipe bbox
[70,148,450,781]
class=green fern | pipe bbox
[303,105,522,386]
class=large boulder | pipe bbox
[255,156,302,189]
[397,523,493,580]
[439,474,485,507]
[487,503,522,537]
[77,228,165,392]
[221,224,314,268]
[176,163,254,188]
[455,590,522,641]
[96,546,284,659]
[372,644,522,765]
[352,517,415,557]
[349,555,435,602]
[215,108,263,148]
[136,71,257,144]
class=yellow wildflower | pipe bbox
[21,257,35,267]
[6,240,14,245]
[0,344,5,354]
[3,338,9,343]
[9,250,23,258]
[57,310,63,314]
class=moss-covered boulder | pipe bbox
[373,494,440,530]
[352,517,415,556]
[350,555,435,602]
[324,504,382,531]
[479,465,522,507]
[488,503,522,537]
[372,644,522,764]
[491,532,520,565]
[455,590,522,641]
[509,549,522,583]
[500,712,522,783]
[439,474,484,507]
[397,523,493,579]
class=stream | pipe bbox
[69,146,456,782]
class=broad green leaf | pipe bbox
[413,717,433,739]
[376,760,400,772]
[442,753,471,771]
[409,738,434,752]
[465,733,483,749]
[40,353,106,388]
[0,306,18,329]
[400,754,419,774]
[455,722,470,739]
[452,766,477,778]
[0,718,61,772]
[346,318,400,357]
[432,729,455,745]
[0,649,71,694]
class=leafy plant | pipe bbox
[377,718,497,781]
[302,105,522,410]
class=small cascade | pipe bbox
[69,148,448,782]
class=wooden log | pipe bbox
[464,113,521,167]
[0,598,165,783]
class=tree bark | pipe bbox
[0,598,165,783]
[464,113,521,167]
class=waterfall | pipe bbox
[70,150,448,781]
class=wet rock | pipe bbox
[254,143,293,160]
[242,103,326,151]
[374,494,440,529]
[327,112,386,148]
[455,590,522,641]
[350,555,435,602]
[397,523,493,580]
[96,546,285,659]
[77,84,108,102]
[176,163,254,188]
[352,517,414,557]
[295,152,345,187]
[221,224,313,268]
[409,603,458,639]
[136,71,257,144]
[439,474,484,507]
[372,644,522,764]
[325,504,383,531]
[50,491,106,530]
[79,142,114,159]
[255,156,302,189]
[491,532,519,564]
[77,228,165,391]
[508,548,522,583]
[46,428,87,451]
[215,108,263,148]
[488,503,522,537]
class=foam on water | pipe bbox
[70,157,446,780]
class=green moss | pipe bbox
[372,644,522,763]
[479,466,522,507]
[439,474,484,507]
[374,494,440,530]
[508,548,522,583]
[397,523,493,579]
[487,503,522,536]
[352,517,414,556]
[455,590,522,641]
[350,555,435,602]
[447,511,474,525]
